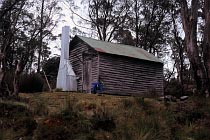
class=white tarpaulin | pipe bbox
[56,26,77,91]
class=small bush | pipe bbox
[19,73,44,93]
[91,107,116,132]
[135,97,150,110]
[57,98,92,132]
[134,116,162,139]
[191,127,210,140]
[113,115,165,140]
[59,108,78,122]
[0,104,33,138]
[113,124,133,140]
[32,97,49,116]
[88,103,97,110]
[121,99,133,109]
[13,117,37,136]
[0,131,3,140]
[164,78,182,97]
[0,103,31,118]
[173,103,204,125]
[42,56,60,89]
[37,98,93,139]
[54,88,63,92]
[35,125,72,140]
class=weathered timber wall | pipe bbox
[99,53,163,95]
[69,38,99,92]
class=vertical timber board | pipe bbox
[69,38,99,92]
[69,42,88,92]
[83,59,92,93]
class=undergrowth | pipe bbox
[2,93,210,140]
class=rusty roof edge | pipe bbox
[75,35,163,64]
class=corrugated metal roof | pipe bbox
[76,35,163,63]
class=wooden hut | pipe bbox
[69,35,163,95]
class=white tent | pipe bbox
[56,26,77,91]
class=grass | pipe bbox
[1,92,210,140]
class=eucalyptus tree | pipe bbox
[0,0,60,97]
[178,0,210,96]
[66,0,130,41]
[34,0,61,73]
[88,0,130,41]
[0,0,26,96]
[127,0,172,56]
[170,11,186,95]
[0,0,24,20]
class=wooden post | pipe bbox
[43,69,52,92]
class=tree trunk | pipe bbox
[179,0,205,94]
[202,0,210,96]
[180,0,210,96]
[12,61,21,97]
[0,69,4,97]
[37,0,45,73]
[13,72,19,97]
[179,47,184,96]
[0,53,6,97]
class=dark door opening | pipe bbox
[83,59,92,93]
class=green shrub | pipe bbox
[35,125,72,140]
[37,98,93,140]
[134,117,162,139]
[164,78,182,97]
[32,97,49,116]
[91,107,116,132]
[0,102,31,118]
[191,127,210,140]
[135,97,150,110]
[42,56,60,89]
[13,117,37,136]
[0,103,35,139]
[19,73,44,93]
[77,119,93,133]
[54,88,63,92]
[88,103,97,110]
[0,131,3,140]
[60,97,78,120]
[121,99,133,109]
[56,98,92,132]
[50,112,93,138]
[113,115,166,140]
[59,108,78,122]
[174,106,204,125]
[0,104,32,134]
[113,124,133,140]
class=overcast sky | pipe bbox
[50,1,90,56]
[49,1,175,74]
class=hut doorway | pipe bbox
[83,59,92,93]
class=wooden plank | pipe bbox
[70,39,163,95]
[70,41,99,92]
[99,53,163,95]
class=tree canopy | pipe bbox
[1,0,210,97]
[0,0,61,96]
